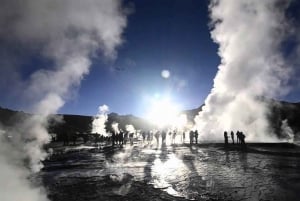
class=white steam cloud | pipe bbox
[195,0,292,142]
[125,124,136,134]
[0,0,128,201]
[112,122,120,134]
[92,105,109,136]
[281,119,294,142]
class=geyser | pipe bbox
[0,0,129,200]
[195,0,293,142]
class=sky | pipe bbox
[67,0,219,116]
[0,0,299,117]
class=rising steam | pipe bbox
[125,124,136,134]
[92,104,109,136]
[0,0,129,200]
[195,0,292,142]
[112,122,120,134]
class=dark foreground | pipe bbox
[37,142,300,201]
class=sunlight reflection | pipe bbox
[151,153,186,188]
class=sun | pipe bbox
[146,97,180,128]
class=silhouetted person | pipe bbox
[149,131,153,143]
[112,132,116,146]
[231,131,234,144]
[147,131,151,144]
[236,131,240,144]
[189,130,194,144]
[162,131,167,144]
[142,131,146,143]
[124,132,128,145]
[116,133,120,145]
[195,130,199,144]
[172,130,176,144]
[155,131,160,146]
[182,131,186,143]
[224,131,228,146]
[240,132,246,148]
[129,132,134,146]
[120,131,124,145]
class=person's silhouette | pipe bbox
[224,131,228,146]
[195,130,199,144]
[189,130,194,144]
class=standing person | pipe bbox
[189,130,194,144]
[116,132,120,145]
[112,132,116,146]
[147,131,151,144]
[236,131,240,144]
[182,131,186,143]
[231,131,234,144]
[124,132,128,145]
[172,130,177,144]
[224,131,228,146]
[240,132,246,148]
[142,131,146,143]
[195,130,199,144]
[120,131,124,145]
[155,131,160,146]
[162,130,167,144]
[129,132,134,146]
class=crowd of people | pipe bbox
[224,130,246,148]
[62,128,247,150]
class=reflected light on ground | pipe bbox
[151,154,186,188]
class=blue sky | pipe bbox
[63,0,219,116]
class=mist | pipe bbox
[0,0,129,200]
[195,0,293,142]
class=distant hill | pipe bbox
[1,100,300,141]
[0,107,155,141]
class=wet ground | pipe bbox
[39,142,300,201]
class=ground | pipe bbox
[37,142,300,201]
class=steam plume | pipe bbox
[92,105,109,136]
[125,124,136,134]
[195,0,292,141]
[112,122,120,134]
[0,0,128,200]
[281,119,294,142]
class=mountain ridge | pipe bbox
[1,100,300,141]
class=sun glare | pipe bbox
[146,98,182,128]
